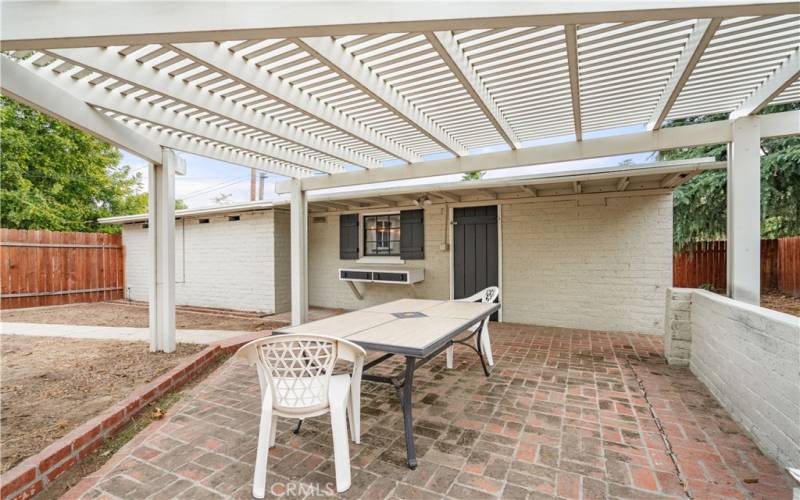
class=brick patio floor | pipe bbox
[65,323,795,499]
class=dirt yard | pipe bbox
[1,301,289,331]
[0,335,204,473]
[761,290,800,316]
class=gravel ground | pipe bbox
[0,336,204,473]
[1,301,288,331]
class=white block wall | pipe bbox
[663,288,693,365]
[502,194,672,334]
[307,206,450,310]
[273,209,292,313]
[688,289,800,469]
[122,209,283,314]
[308,194,671,334]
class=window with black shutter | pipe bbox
[339,214,359,259]
[363,214,401,256]
[400,209,424,260]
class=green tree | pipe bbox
[1,96,148,233]
[462,170,485,181]
[658,102,800,249]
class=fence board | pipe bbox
[674,237,800,296]
[0,228,125,309]
[778,236,800,296]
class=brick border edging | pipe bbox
[0,332,267,500]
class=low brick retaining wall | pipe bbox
[0,333,265,500]
[663,288,800,470]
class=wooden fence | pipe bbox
[0,228,125,309]
[778,236,800,296]
[673,237,800,296]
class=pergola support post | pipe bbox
[727,117,761,305]
[290,180,309,325]
[148,149,183,352]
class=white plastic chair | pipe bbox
[446,286,499,369]
[235,334,365,497]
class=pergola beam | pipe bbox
[278,110,800,192]
[426,31,521,149]
[474,188,498,199]
[149,149,184,353]
[3,2,796,50]
[172,42,422,163]
[297,36,469,156]
[729,48,800,119]
[48,47,366,171]
[429,191,461,203]
[647,18,722,131]
[18,59,312,177]
[0,55,161,163]
[564,25,583,141]
[659,173,685,188]
[727,117,761,304]
[110,110,310,178]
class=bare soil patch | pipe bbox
[1,301,288,331]
[761,290,800,316]
[0,335,204,473]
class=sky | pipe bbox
[120,124,656,209]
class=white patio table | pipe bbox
[272,298,499,469]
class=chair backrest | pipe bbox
[236,334,365,416]
[459,286,500,304]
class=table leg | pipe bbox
[400,356,417,470]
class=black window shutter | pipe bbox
[400,209,424,260]
[339,214,359,260]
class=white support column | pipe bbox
[727,117,761,305]
[148,149,183,352]
[290,180,309,325]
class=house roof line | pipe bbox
[99,157,721,224]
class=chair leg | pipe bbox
[252,401,273,499]
[269,414,278,447]
[445,345,454,369]
[330,399,352,492]
[480,324,494,366]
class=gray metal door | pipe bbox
[453,206,499,319]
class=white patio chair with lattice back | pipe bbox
[445,286,499,369]
[235,334,365,497]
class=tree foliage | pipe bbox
[1,96,149,233]
[462,170,486,181]
[658,103,800,249]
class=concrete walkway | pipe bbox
[0,322,250,344]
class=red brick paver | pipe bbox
[65,323,795,499]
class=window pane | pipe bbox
[363,214,401,256]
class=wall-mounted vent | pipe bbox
[228,215,240,222]
[142,223,148,229]
[312,216,327,224]
[199,218,210,224]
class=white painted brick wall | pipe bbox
[273,209,291,313]
[308,195,671,334]
[308,207,450,310]
[688,289,800,469]
[664,287,693,365]
[122,210,278,313]
[501,194,673,333]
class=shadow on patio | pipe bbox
[66,323,794,499]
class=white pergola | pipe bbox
[2,1,798,351]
